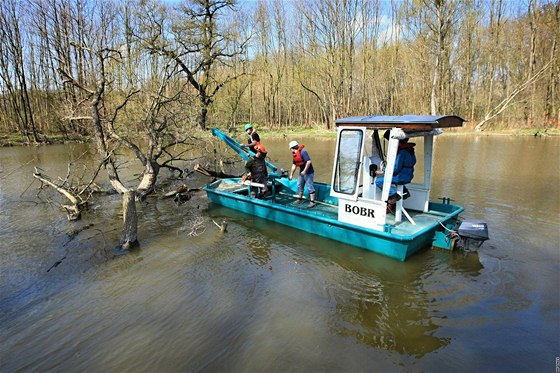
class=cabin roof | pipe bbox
[335,115,465,129]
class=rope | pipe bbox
[438,220,459,240]
[438,220,455,232]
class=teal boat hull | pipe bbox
[204,179,463,261]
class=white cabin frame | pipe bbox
[330,115,464,231]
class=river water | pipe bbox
[0,135,558,372]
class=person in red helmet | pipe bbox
[243,143,269,199]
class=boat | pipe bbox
[203,115,488,261]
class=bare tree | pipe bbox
[404,0,459,115]
[51,0,206,247]
[47,0,138,247]
[0,0,39,143]
[137,0,250,130]
[294,0,361,129]
[109,60,201,201]
[542,1,559,127]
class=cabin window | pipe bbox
[333,129,363,195]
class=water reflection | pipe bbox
[247,235,273,267]
[325,268,450,357]
[206,205,488,357]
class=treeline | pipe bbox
[0,0,558,144]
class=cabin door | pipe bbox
[331,127,389,231]
[330,127,365,201]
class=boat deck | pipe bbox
[272,193,450,237]
[214,181,456,238]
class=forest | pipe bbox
[0,0,558,144]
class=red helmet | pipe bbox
[254,143,267,154]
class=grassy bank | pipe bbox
[0,133,90,147]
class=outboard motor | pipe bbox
[457,220,489,252]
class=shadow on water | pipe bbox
[206,204,485,358]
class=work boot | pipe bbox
[403,187,411,200]
[387,193,401,204]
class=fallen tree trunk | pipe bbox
[475,60,553,131]
[33,167,83,220]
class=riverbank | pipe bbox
[253,125,560,138]
[0,133,90,147]
[1,126,558,147]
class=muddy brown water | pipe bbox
[1,135,558,372]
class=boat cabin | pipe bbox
[331,115,464,232]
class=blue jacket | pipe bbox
[392,143,416,184]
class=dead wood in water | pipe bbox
[161,183,202,205]
[212,219,228,233]
[194,163,240,179]
[121,190,138,249]
[162,183,193,198]
[33,167,85,220]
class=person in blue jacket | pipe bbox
[375,131,416,204]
